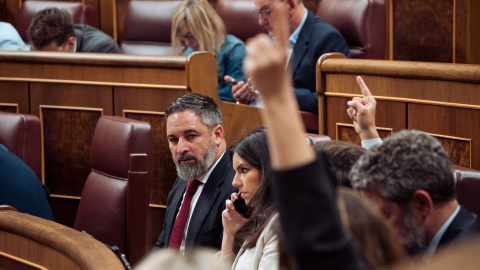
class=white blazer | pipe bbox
[224,213,280,270]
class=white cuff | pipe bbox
[361,138,383,149]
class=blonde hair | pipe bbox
[171,0,226,55]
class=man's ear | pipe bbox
[286,0,296,11]
[410,190,433,220]
[66,37,76,52]
[212,125,224,146]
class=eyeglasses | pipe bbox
[252,0,284,18]
[180,32,196,43]
[252,6,274,18]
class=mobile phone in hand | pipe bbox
[233,193,251,218]
[225,77,238,86]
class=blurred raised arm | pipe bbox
[243,7,314,170]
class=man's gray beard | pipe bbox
[174,138,216,180]
[399,211,427,255]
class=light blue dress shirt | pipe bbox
[0,22,30,51]
[423,205,460,261]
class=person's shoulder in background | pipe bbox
[0,22,30,51]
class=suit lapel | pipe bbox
[291,10,313,78]
[164,179,187,245]
[185,153,228,244]
[439,205,475,246]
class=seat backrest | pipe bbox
[214,0,267,42]
[16,0,98,43]
[0,112,42,180]
[121,0,182,55]
[453,165,480,217]
[316,0,386,59]
[73,116,152,266]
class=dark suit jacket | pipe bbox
[153,152,237,251]
[0,144,53,221]
[438,205,480,249]
[273,152,366,270]
[291,10,350,114]
[74,24,121,53]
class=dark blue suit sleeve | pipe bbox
[294,87,318,114]
[291,12,350,114]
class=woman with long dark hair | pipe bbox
[220,126,279,269]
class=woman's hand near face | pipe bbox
[222,193,250,236]
[220,193,250,258]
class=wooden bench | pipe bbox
[317,53,480,170]
[0,206,124,269]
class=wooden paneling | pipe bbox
[114,87,189,116]
[30,83,113,115]
[4,0,20,25]
[390,0,480,64]
[125,111,177,206]
[97,0,116,40]
[0,253,47,270]
[0,0,5,21]
[336,123,393,145]
[0,82,28,113]
[434,135,471,168]
[147,207,166,251]
[408,104,479,168]
[41,106,102,196]
[0,104,18,113]
[393,0,453,62]
[454,0,480,64]
[318,54,480,169]
[470,0,480,64]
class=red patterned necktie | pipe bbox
[168,179,201,250]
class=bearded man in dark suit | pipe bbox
[152,94,237,253]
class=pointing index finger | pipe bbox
[356,76,373,98]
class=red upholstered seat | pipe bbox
[316,0,386,59]
[120,0,266,55]
[0,112,42,180]
[16,1,98,43]
[214,0,267,42]
[453,165,480,217]
[121,0,182,55]
[300,111,320,134]
[73,116,152,266]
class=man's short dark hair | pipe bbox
[165,94,223,129]
[28,7,76,50]
[350,130,455,206]
[314,140,366,187]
